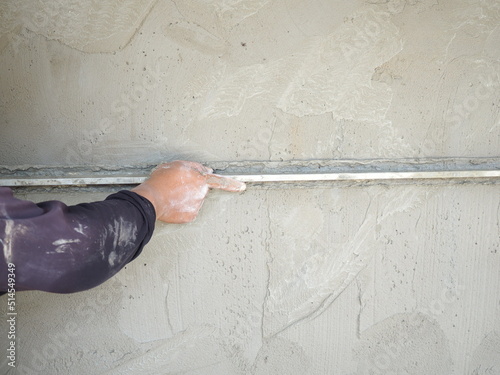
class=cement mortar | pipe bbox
[0,0,499,374]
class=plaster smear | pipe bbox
[354,312,453,374]
[116,270,174,343]
[434,57,500,156]
[215,0,271,25]
[115,226,205,343]
[111,218,138,250]
[104,325,238,374]
[253,337,310,375]
[199,7,402,120]
[448,0,500,37]
[0,220,14,264]
[263,187,428,337]
[163,19,229,56]
[52,238,81,254]
[468,331,500,374]
[173,0,271,30]
[0,0,157,53]
[0,206,30,264]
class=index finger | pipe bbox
[206,174,246,192]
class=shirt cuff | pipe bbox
[105,190,156,262]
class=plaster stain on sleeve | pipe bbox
[52,239,80,246]
[1,221,30,264]
[116,218,138,249]
[108,218,138,250]
[52,238,80,253]
[1,220,14,264]
[107,218,138,266]
[108,251,118,267]
[200,7,402,121]
[73,224,87,235]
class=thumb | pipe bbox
[206,174,246,192]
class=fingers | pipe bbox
[153,161,245,192]
[206,174,246,192]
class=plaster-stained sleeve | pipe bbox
[0,188,155,294]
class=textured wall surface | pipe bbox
[0,0,499,374]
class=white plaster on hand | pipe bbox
[132,160,246,224]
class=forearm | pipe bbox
[1,160,244,294]
[0,189,156,293]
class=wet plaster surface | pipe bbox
[0,185,499,374]
[1,0,500,374]
[0,0,498,165]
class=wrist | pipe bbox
[131,184,161,220]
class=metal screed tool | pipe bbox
[1,170,499,187]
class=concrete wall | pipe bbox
[1,0,499,374]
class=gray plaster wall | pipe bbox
[0,0,499,374]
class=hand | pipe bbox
[132,160,246,223]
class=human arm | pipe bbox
[131,160,245,223]
[0,161,245,293]
[0,188,156,293]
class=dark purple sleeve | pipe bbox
[0,187,156,294]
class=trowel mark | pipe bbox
[216,0,271,25]
[263,199,376,337]
[174,0,271,29]
[163,19,228,55]
[103,325,223,375]
[0,0,158,53]
[200,7,403,121]
[263,187,428,338]
[116,227,203,343]
[468,331,500,374]
[354,312,453,374]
